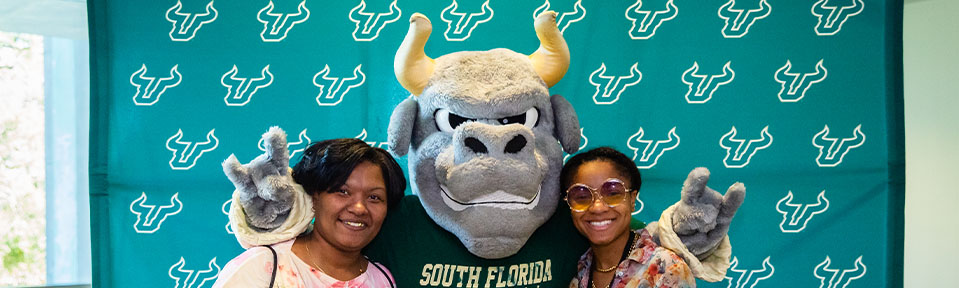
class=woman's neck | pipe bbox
[591,230,630,271]
[296,233,367,281]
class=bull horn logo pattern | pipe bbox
[533,0,586,33]
[625,0,678,40]
[441,0,494,41]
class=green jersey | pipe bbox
[365,195,589,288]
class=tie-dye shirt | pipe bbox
[213,239,394,288]
[569,229,695,288]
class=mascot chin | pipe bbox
[223,11,745,287]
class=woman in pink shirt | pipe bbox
[214,137,405,288]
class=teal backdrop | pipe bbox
[87,0,904,287]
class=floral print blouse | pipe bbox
[570,229,695,288]
[213,239,394,288]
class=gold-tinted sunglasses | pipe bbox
[564,178,633,212]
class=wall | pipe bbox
[903,0,959,286]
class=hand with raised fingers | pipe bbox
[670,167,745,259]
[222,126,297,231]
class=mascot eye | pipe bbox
[497,108,539,129]
[435,109,476,133]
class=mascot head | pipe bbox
[387,11,581,259]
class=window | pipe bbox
[0,0,91,286]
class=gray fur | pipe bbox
[550,94,580,154]
[668,168,746,258]
[387,97,418,156]
[221,126,295,231]
[224,21,744,264]
[400,49,563,258]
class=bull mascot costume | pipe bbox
[223,11,745,287]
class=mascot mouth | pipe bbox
[440,184,541,211]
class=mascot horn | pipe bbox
[224,11,744,282]
[388,12,579,258]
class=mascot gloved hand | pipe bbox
[648,168,745,282]
[223,11,745,284]
[222,127,314,248]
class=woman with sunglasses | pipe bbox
[561,147,695,288]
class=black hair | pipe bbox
[560,147,642,196]
[291,138,406,209]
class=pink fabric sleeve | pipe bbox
[212,247,276,288]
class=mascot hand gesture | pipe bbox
[649,167,745,281]
[222,127,314,248]
[222,10,746,284]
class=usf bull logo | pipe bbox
[349,0,402,41]
[682,61,734,104]
[166,129,219,170]
[627,127,680,169]
[258,128,312,160]
[129,192,182,234]
[313,64,366,106]
[776,190,829,233]
[775,60,827,103]
[813,125,865,167]
[724,257,774,288]
[589,63,642,105]
[356,128,390,149]
[814,256,867,288]
[629,197,645,216]
[533,0,586,33]
[257,0,310,42]
[812,0,864,36]
[441,0,494,41]
[130,64,181,106]
[222,199,233,234]
[720,126,772,168]
[718,0,771,38]
[221,65,273,106]
[624,0,678,40]
[169,257,220,288]
[165,1,218,41]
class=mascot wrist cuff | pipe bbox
[230,181,313,249]
[656,203,732,282]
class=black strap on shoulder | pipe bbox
[263,245,278,288]
[368,258,395,288]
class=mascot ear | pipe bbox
[388,97,418,156]
[550,94,580,154]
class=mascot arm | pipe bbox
[222,127,314,248]
[647,167,745,282]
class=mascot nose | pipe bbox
[464,134,527,154]
[453,123,534,164]
[504,135,527,154]
[464,137,488,154]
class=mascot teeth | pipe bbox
[440,184,541,211]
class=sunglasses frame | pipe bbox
[564,178,634,212]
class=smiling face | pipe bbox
[311,161,388,252]
[568,160,638,247]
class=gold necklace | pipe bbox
[594,263,618,273]
[304,242,328,275]
[593,232,639,273]
[591,281,610,288]
[304,241,366,277]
